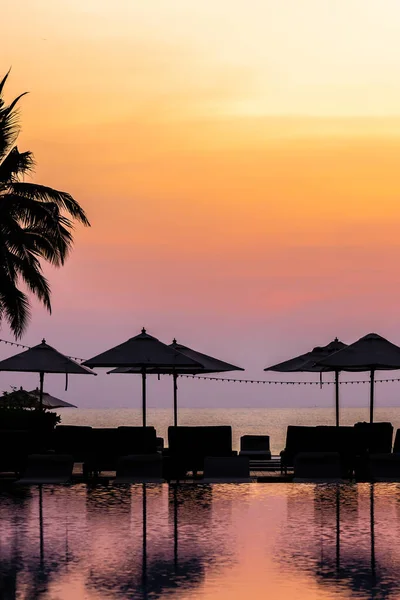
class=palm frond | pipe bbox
[0,274,30,338]
[0,69,11,105]
[12,253,51,311]
[10,182,90,226]
[10,228,65,266]
[0,69,28,161]
[0,196,74,265]
[5,92,28,115]
[0,147,34,182]
[0,106,21,161]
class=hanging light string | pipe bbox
[0,339,30,350]
[177,374,400,385]
[1,337,400,385]
[0,338,86,363]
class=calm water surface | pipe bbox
[58,406,400,454]
[1,483,400,599]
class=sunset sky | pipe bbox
[2,0,400,409]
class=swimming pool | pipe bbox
[0,483,398,599]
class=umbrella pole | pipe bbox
[39,371,44,411]
[142,369,147,427]
[173,373,178,427]
[335,371,340,427]
[370,370,375,424]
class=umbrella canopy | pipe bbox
[318,333,400,422]
[0,339,95,408]
[109,339,244,425]
[84,329,204,426]
[265,338,347,426]
[168,340,244,375]
[28,389,77,409]
[266,338,347,373]
[0,340,94,374]
[83,329,204,369]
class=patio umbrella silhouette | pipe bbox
[108,339,243,426]
[0,339,95,408]
[265,338,347,426]
[318,333,400,423]
[28,389,77,409]
[83,329,203,426]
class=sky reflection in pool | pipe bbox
[0,483,399,599]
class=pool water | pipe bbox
[0,483,399,599]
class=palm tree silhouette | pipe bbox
[0,70,90,337]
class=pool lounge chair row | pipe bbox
[281,422,395,476]
[164,428,271,478]
[0,426,162,477]
[0,425,269,481]
[287,423,400,481]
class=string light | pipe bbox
[0,338,85,363]
[1,338,400,385]
[0,339,30,350]
[178,374,400,386]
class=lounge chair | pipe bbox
[117,427,158,454]
[53,425,93,462]
[280,426,321,473]
[239,435,271,460]
[354,422,393,454]
[293,452,342,483]
[17,454,74,484]
[316,425,356,478]
[392,429,400,454]
[203,456,251,483]
[84,426,158,475]
[368,453,400,482]
[115,454,163,483]
[0,429,35,476]
[165,426,234,480]
[281,426,356,478]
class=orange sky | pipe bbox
[3,1,400,407]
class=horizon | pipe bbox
[3,1,400,410]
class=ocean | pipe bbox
[56,406,400,454]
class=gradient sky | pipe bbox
[2,0,400,409]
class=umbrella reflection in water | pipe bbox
[276,483,400,599]
[84,484,209,599]
[0,486,70,599]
